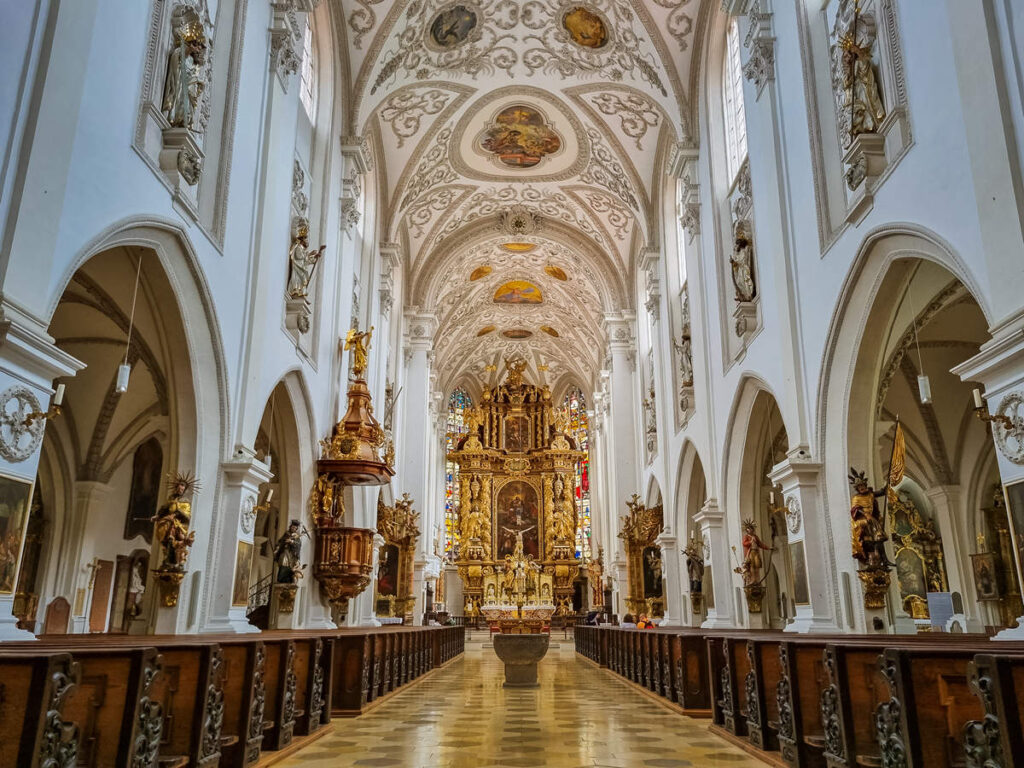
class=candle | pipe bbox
[973,388,984,409]
[266,489,274,503]
[769,491,775,505]
[116,362,131,393]
[53,383,65,406]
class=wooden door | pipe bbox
[88,559,114,632]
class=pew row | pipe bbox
[574,625,1024,768]
[0,624,464,768]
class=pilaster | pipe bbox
[655,532,683,626]
[198,448,272,634]
[697,499,735,628]
[768,449,841,633]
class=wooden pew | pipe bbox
[0,652,81,768]
[963,653,1024,766]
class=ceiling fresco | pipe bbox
[336,0,711,390]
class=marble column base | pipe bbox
[492,633,550,688]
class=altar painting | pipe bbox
[504,414,530,452]
[0,475,33,594]
[496,481,539,559]
[642,545,663,597]
[377,543,400,596]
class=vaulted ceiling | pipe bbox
[334,0,711,391]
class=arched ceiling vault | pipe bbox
[335,0,713,390]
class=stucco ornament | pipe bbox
[0,386,45,462]
[240,495,257,534]
[993,392,1024,465]
[785,496,801,534]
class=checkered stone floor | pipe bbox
[277,635,768,768]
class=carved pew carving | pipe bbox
[0,652,81,768]
[963,654,1024,768]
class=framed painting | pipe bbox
[232,541,253,607]
[503,414,531,452]
[0,474,34,594]
[791,540,810,605]
[495,480,540,559]
[642,545,663,598]
[971,552,1001,601]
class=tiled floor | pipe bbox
[278,635,768,767]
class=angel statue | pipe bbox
[162,8,208,131]
[287,223,326,299]
[152,472,200,571]
[344,326,374,378]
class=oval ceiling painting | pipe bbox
[494,280,543,304]
[501,243,536,253]
[477,325,496,336]
[540,326,560,337]
[563,6,608,49]
[469,265,492,281]
[544,264,568,281]
[429,5,478,49]
[502,329,533,339]
[479,106,562,169]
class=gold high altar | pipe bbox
[448,360,586,617]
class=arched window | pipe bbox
[444,388,472,560]
[299,22,316,119]
[722,18,748,183]
[563,387,592,560]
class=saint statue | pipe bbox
[832,7,886,146]
[128,560,147,618]
[683,537,704,594]
[735,519,772,587]
[345,326,374,378]
[730,219,756,303]
[274,519,305,583]
[287,225,326,299]
[152,472,199,571]
[848,468,894,569]
[162,12,208,131]
[677,334,694,388]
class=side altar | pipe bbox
[449,361,586,617]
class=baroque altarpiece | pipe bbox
[448,364,585,615]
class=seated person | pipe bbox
[636,614,652,629]
[585,610,600,626]
[619,612,637,629]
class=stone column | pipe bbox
[355,530,385,627]
[656,532,683,626]
[697,499,735,629]
[768,450,841,633]
[924,485,981,631]
[401,309,438,624]
[602,313,640,615]
[0,308,83,639]
[198,448,272,634]
[68,482,111,634]
[954,331,1024,639]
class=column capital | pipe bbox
[221,445,274,488]
[0,299,85,384]
[666,142,698,180]
[694,498,722,525]
[403,307,438,350]
[602,312,636,353]
[339,134,373,174]
[767,446,821,488]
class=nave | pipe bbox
[279,634,763,768]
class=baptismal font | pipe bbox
[309,327,394,615]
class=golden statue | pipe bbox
[162,9,207,130]
[345,326,374,378]
[504,357,527,388]
[848,468,893,569]
[152,472,199,571]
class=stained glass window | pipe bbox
[563,387,592,561]
[445,387,472,560]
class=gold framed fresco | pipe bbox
[479,105,562,168]
[0,474,34,594]
[469,265,492,281]
[971,552,1001,601]
[427,4,478,50]
[502,329,533,340]
[562,6,609,49]
[494,280,542,304]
